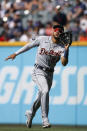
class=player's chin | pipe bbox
[54,35,59,39]
[55,33,60,37]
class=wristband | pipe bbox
[64,49,69,59]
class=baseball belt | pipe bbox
[34,64,54,72]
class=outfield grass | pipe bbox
[0,125,87,131]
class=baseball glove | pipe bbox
[59,31,72,46]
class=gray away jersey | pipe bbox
[15,36,66,69]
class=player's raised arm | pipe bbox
[5,37,40,61]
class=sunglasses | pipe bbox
[54,28,62,33]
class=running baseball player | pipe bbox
[5,24,71,128]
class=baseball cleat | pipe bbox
[25,110,32,128]
[43,123,51,128]
[42,120,51,128]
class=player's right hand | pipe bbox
[5,53,16,61]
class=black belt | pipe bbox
[34,64,54,72]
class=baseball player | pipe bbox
[5,24,70,128]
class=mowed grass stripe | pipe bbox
[0,125,87,131]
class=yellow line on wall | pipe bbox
[0,42,27,46]
[72,41,87,46]
[0,41,87,46]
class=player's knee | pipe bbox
[42,89,49,95]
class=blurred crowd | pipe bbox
[0,0,87,42]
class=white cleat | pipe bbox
[42,120,51,128]
[43,123,51,128]
[25,110,32,128]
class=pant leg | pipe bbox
[36,75,51,122]
[46,74,53,116]
[32,73,49,122]
[31,68,53,123]
[30,72,42,117]
[31,91,41,118]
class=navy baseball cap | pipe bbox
[53,24,63,29]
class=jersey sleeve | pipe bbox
[15,37,40,55]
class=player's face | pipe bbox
[53,28,61,39]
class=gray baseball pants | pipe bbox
[30,67,53,123]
